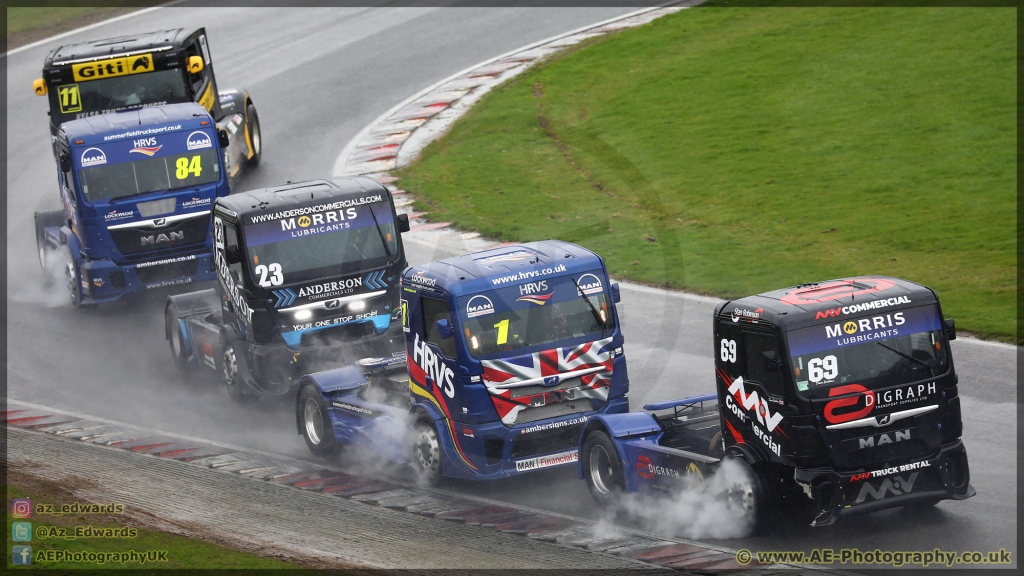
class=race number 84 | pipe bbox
[175,156,202,179]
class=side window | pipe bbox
[223,223,244,281]
[185,43,206,97]
[743,332,785,397]
[422,296,456,359]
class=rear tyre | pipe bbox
[299,384,337,456]
[413,420,443,484]
[582,430,625,505]
[245,102,261,168]
[166,306,190,370]
[34,210,64,271]
[717,456,777,536]
[222,342,255,404]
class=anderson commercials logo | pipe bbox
[81,147,107,167]
[187,131,212,150]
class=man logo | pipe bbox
[843,321,858,334]
[186,131,213,151]
[298,216,312,228]
[80,147,107,167]
[465,295,495,318]
[325,299,342,310]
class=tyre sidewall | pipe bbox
[245,103,261,167]
[299,385,336,456]
[413,420,443,483]
[582,430,625,504]
[720,456,777,536]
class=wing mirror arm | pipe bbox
[225,245,242,265]
[218,129,230,148]
[397,213,410,233]
[945,318,956,341]
[436,318,454,339]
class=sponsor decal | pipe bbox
[412,333,455,399]
[466,295,495,318]
[410,270,437,288]
[855,472,918,503]
[823,384,876,424]
[519,415,588,435]
[851,460,931,482]
[516,292,553,306]
[140,231,184,246]
[815,296,913,320]
[248,195,384,225]
[71,53,153,82]
[476,250,534,265]
[788,305,942,357]
[731,307,763,322]
[332,401,376,416]
[135,254,197,269]
[490,264,568,287]
[81,147,107,167]
[213,217,253,324]
[875,382,937,410]
[781,277,897,306]
[181,197,211,209]
[144,277,193,290]
[297,277,363,300]
[102,124,182,142]
[515,449,578,472]
[576,273,603,296]
[199,336,215,369]
[723,375,784,457]
[104,209,135,222]
[291,309,378,331]
[186,130,213,151]
[827,404,938,431]
[851,428,912,449]
[129,137,161,156]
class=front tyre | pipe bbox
[64,254,82,307]
[245,102,261,168]
[299,385,337,456]
[166,305,190,370]
[222,342,255,404]
[413,421,443,484]
[34,210,64,271]
[582,430,625,505]
[716,456,777,536]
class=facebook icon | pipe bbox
[12,545,32,565]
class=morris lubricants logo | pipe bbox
[71,54,154,82]
[186,131,213,151]
[466,295,494,318]
[81,147,107,167]
[297,216,311,228]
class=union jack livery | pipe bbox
[482,336,615,425]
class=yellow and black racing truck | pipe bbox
[33,27,260,181]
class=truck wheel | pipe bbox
[245,103,261,168]
[165,306,189,370]
[413,421,443,483]
[582,430,624,504]
[717,456,776,536]
[299,385,337,456]
[222,343,254,404]
[34,210,64,271]
[64,256,82,307]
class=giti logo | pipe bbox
[72,54,154,82]
[843,321,858,334]
[297,216,312,228]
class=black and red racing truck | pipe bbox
[579,276,974,534]
[33,27,261,180]
[165,177,409,402]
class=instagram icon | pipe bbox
[11,498,32,518]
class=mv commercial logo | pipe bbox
[187,131,213,151]
[466,295,495,318]
[855,472,919,503]
[81,147,107,167]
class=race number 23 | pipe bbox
[175,155,202,179]
[58,84,82,113]
[254,263,283,287]
[720,339,737,363]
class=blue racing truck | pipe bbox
[577,276,974,535]
[34,102,230,305]
[165,178,409,402]
[296,240,630,482]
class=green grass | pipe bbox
[7,484,305,569]
[397,7,1016,342]
[6,5,143,46]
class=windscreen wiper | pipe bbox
[875,342,935,375]
[572,276,608,335]
[366,203,394,261]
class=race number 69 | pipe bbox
[720,339,737,363]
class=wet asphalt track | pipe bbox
[5,5,1018,567]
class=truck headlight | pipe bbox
[293,309,312,321]
[348,300,366,312]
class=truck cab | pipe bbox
[297,240,631,481]
[714,276,973,525]
[34,27,261,179]
[34,102,230,305]
[165,178,410,401]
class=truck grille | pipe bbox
[135,259,199,283]
[299,321,377,347]
[109,217,209,256]
[511,422,585,458]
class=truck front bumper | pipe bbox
[78,253,216,304]
[795,440,975,527]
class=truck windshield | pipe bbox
[457,269,614,359]
[50,70,190,126]
[79,148,220,202]
[242,198,398,285]
[786,304,949,397]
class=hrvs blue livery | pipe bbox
[297,240,631,481]
[34,102,230,305]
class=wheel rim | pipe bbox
[304,398,323,445]
[169,316,184,358]
[64,261,77,303]
[589,444,614,495]
[222,347,237,386]
[723,469,756,523]
[416,427,440,475]
[38,244,47,269]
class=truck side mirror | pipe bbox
[225,245,242,265]
[33,78,47,96]
[436,318,454,339]
[59,153,71,173]
[188,55,205,74]
[945,318,956,341]
[762,350,780,372]
[218,129,230,148]
[611,282,620,303]
[397,213,410,233]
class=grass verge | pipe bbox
[6,5,148,52]
[6,470,304,569]
[397,7,1016,342]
